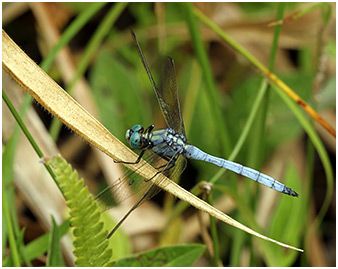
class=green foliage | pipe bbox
[89,49,150,141]
[23,220,70,264]
[2,128,21,267]
[3,2,335,266]
[47,217,65,266]
[47,155,114,267]
[113,244,206,267]
[129,3,156,27]
[264,163,305,266]
[49,3,127,140]
[2,216,70,266]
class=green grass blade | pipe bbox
[40,2,107,72]
[49,2,128,140]
[183,2,231,155]
[2,186,20,266]
[2,90,60,191]
[46,217,65,267]
[193,7,335,137]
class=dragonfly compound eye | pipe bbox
[126,125,144,143]
[131,124,144,132]
[129,132,142,148]
[125,129,131,141]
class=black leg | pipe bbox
[114,150,146,165]
[144,155,178,182]
[145,124,154,133]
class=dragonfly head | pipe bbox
[126,124,145,149]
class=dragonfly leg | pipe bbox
[144,155,178,182]
[145,124,155,133]
[114,150,146,165]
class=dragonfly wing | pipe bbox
[104,150,187,239]
[96,151,162,210]
[164,154,187,183]
[96,168,148,210]
[131,30,185,135]
[96,147,186,210]
[138,151,188,203]
[104,31,189,238]
[158,57,186,136]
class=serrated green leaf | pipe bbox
[47,155,114,266]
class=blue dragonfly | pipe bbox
[97,30,298,239]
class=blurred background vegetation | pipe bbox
[2,2,336,266]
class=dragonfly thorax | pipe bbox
[150,128,187,157]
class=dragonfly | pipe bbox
[97,30,298,239]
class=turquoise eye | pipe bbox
[131,124,143,132]
[129,132,141,148]
[126,124,144,149]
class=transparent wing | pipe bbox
[158,57,185,136]
[131,30,185,135]
[98,148,187,239]
[95,148,187,211]
[95,151,162,210]
[104,31,188,238]
[105,152,187,239]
